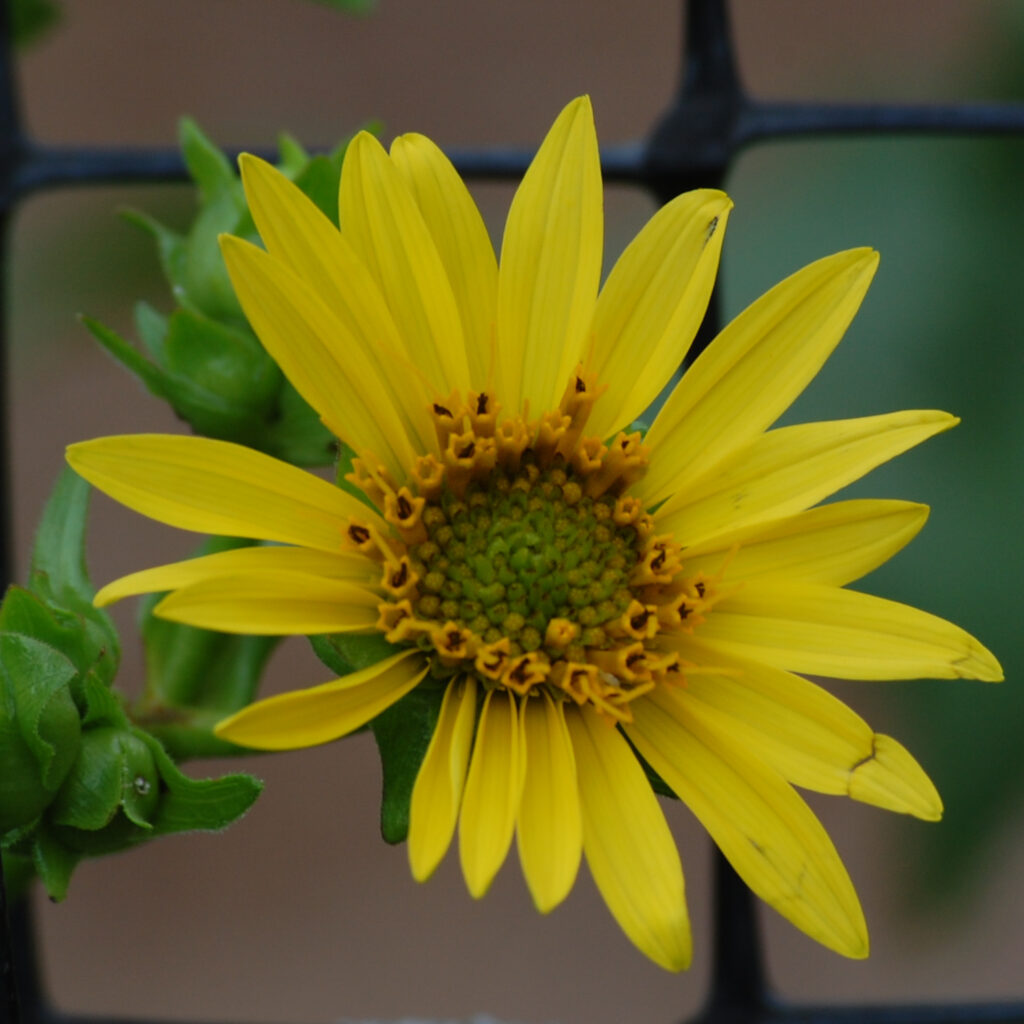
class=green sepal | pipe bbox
[180,117,239,206]
[47,725,261,862]
[134,537,280,759]
[140,732,262,835]
[32,828,80,902]
[11,0,60,48]
[310,631,402,677]
[0,849,35,902]
[370,685,444,844]
[621,728,678,801]
[0,587,115,690]
[309,0,375,13]
[0,633,81,831]
[27,467,119,679]
[49,726,158,832]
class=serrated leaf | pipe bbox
[371,686,444,843]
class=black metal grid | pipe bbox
[2,2,1024,1023]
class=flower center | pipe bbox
[346,375,717,722]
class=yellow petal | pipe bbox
[663,638,942,819]
[214,650,427,750]
[693,580,1003,681]
[655,410,957,548]
[516,693,582,913]
[587,190,731,439]
[390,133,498,390]
[680,499,929,587]
[220,235,418,479]
[642,249,879,507]
[847,734,944,820]
[339,131,470,397]
[408,677,478,882]
[238,155,436,456]
[153,572,380,634]
[66,434,382,552]
[497,96,602,413]
[95,545,375,607]
[459,688,523,898]
[628,692,869,959]
[565,705,691,971]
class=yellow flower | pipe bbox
[67,96,1002,971]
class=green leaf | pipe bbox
[370,686,444,844]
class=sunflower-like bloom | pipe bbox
[67,97,1001,970]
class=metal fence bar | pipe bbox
[3,2,1024,1023]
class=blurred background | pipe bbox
[7,0,1024,1021]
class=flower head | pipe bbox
[67,96,1002,971]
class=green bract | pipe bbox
[0,469,262,900]
[84,120,368,467]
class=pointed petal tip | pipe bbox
[960,641,1004,682]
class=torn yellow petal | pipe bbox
[642,248,879,507]
[238,154,436,456]
[587,190,731,439]
[390,133,498,390]
[516,693,582,913]
[655,410,957,548]
[459,688,523,898]
[66,434,381,552]
[565,705,691,971]
[847,734,943,821]
[95,545,375,607]
[408,676,478,882]
[339,131,470,397]
[680,499,929,587]
[628,692,869,959]
[660,638,941,819]
[214,650,427,750]
[220,235,417,479]
[497,96,602,413]
[694,580,1003,681]
[153,572,380,634]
